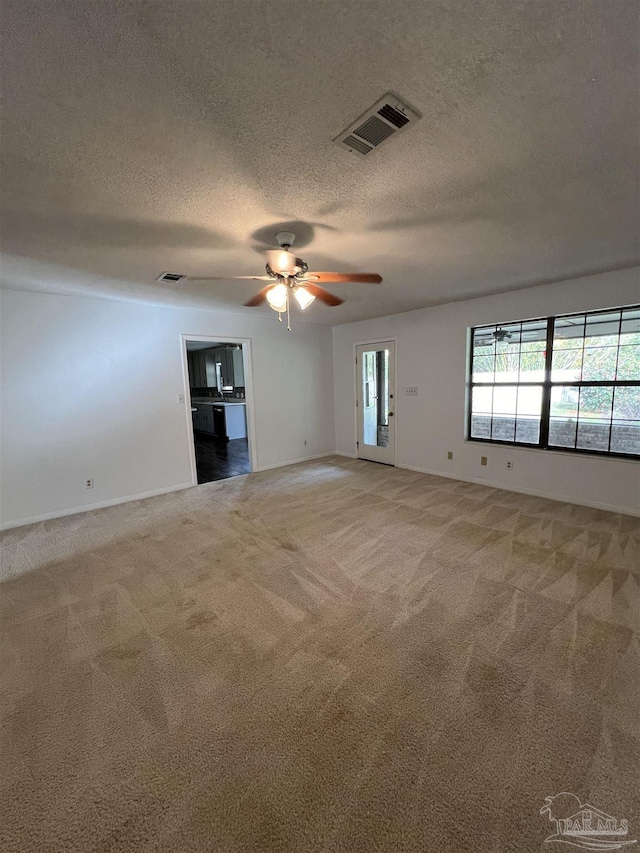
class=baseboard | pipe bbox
[0,482,195,531]
[255,452,336,473]
[1,454,336,530]
[5,455,634,530]
[396,463,640,517]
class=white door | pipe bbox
[356,341,395,465]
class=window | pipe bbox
[468,306,640,458]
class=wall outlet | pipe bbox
[506,460,513,470]
[304,440,307,446]
[447,451,453,460]
[480,456,488,466]
[405,387,418,396]
[177,393,185,404]
[85,478,94,489]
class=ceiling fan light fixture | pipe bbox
[275,231,296,248]
[293,286,315,310]
[266,282,288,312]
[266,249,297,276]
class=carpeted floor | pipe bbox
[1,457,639,852]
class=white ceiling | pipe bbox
[1,0,638,324]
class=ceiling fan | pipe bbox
[189,231,382,329]
[474,327,543,347]
[474,329,512,348]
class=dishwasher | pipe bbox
[212,405,227,441]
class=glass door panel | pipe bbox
[356,341,395,465]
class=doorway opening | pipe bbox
[183,337,254,484]
[356,340,396,465]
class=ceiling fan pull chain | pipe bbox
[286,289,291,331]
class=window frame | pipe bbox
[467,305,640,461]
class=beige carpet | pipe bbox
[1,457,639,852]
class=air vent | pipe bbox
[378,103,410,128]
[156,271,186,282]
[343,134,372,156]
[334,93,420,157]
[353,115,396,147]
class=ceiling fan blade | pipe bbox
[188,275,274,282]
[303,272,382,284]
[243,285,275,307]
[303,283,344,307]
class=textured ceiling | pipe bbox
[1,0,639,324]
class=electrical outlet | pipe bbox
[177,393,185,404]
[506,460,513,470]
[85,478,94,489]
[304,440,307,446]
[405,387,418,396]
[447,451,453,460]
[480,456,488,466]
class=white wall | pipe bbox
[1,288,335,528]
[333,267,640,515]
[3,267,638,529]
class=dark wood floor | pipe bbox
[195,434,250,484]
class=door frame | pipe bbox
[181,334,258,485]
[353,337,398,466]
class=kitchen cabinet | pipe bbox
[213,347,233,386]
[192,403,247,441]
[192,405,214,433]
[204,353,218,387]
[188,351,219,388]
[189,347,244,389]
[188,352,208,388]
[188,353,197,387]
[215,347,244,387]
[232,348,244,386]
[192,403,221,437]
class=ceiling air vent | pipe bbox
[156,271,186,282]
[334,93,420,157]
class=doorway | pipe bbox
[182,336,255,484]
[356,341,396,465]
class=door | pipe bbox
[356,341,395,464]
[184,336,254,487]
